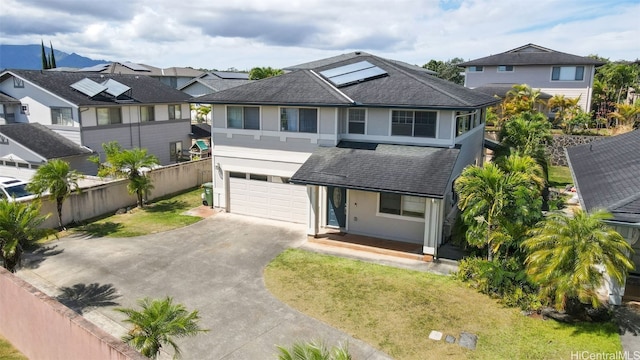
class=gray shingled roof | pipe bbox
[290,141,460,198]
[180,78,253,93]
[190,123,211,139]
[1,70,191,106]
[473,83,552,99]
[566,130,640,223]
[0,91,20,104]
[195,53,498,109]
[193,70,352,106]
[0,123,93,159]
[459,43,605,67]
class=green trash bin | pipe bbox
[201,182,213,207]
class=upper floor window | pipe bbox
[468,66,483,72]
[551,66,584,81]
[168,104,182,120]
[497,65,514,72]
[13,78,24,88]
[348,109,365,134]
[391,110,436,138]
[140,106,155,122]
[97,107,122,125]
[379,193,425,218]
[51,107,73,126]
[456,111,477,136]
[20,105,29,115]
[280,108,317,133]
[227,106,260,130]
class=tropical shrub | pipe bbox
[455,257,540,310]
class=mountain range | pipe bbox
[0,44,110,70]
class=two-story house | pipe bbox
[459,43,605,113]
[195,52,498,258]
[0,69,192,174]
[179,71,253,98]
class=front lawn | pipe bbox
[72,187,204,237]
[264,249,620,360]
[0,335,27,360]
[548,165,573,189]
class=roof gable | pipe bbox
[459,43,605,67]
[566,130,640,223]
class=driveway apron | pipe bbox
[17,213,391,360]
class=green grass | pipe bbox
[0,335,28,360]
[264,249,621,360]
[72,187,204,237]
[548,165,573,189]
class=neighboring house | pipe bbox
[0,91,21,124]
[0,69,192,174]
[195,51,498,258]
[460,43,605,113]
[76,62,205,89]
[566,130,640,304]
[0,123,93,180]
[179,71,253,97]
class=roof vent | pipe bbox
[355,51,361,55]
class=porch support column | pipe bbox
[423,198,442,257]
[307,185,319,236]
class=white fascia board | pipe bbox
[212,145,312,164]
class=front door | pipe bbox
[326,186,346,228]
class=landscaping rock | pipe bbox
[428,330,443,341]
[459,332,477,350]
[115,208,127,215]
[445,335,456,344]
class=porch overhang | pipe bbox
[290,141,460,198]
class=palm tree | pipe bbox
[118,148,158,208]
[0,200,52,272]
[27,159,81,229]
[548,94,581,129]
[499,111,552,179]
[522,209,635,311]
[504,84,544,115]
[496,153,545,192]
[455,163,533,260]
[116,297,207,359]
[91,142,159,208]
[608,102,640,129]
[277,341,351,360]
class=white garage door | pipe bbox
[229,177,308,223]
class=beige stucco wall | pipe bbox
[26,159,212,228]
[0,268,146,360]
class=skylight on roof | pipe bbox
[78,63,109,72]
[122,62,150,71]
[70,78,107,97]
[101,78,131,97]
[319,61,388,87]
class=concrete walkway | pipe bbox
[17,213,393,360]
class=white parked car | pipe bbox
[0,176,34,202]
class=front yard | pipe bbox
[264,249,620,360]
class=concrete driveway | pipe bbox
[17,212,391,360]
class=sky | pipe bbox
[0,0,639,71]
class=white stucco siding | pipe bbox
[347,190,425,244]
[366,108,390,136]
[319,107,336,135]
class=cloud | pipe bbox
[0,0,638,70]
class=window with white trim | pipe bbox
[227,106,260,129]
[51,107,73,126]
[280,108,317,133]
[348,108,365,134]
[468,66,483,72]
[551,66,584,81]
[97,107,121,125]
[456,111,477,136]
[168,104,182,120]
[497,65,514,72]
[140,106,155,122]
[379,193,425,218]
[20,105,29,115]
[391,110,436,137]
